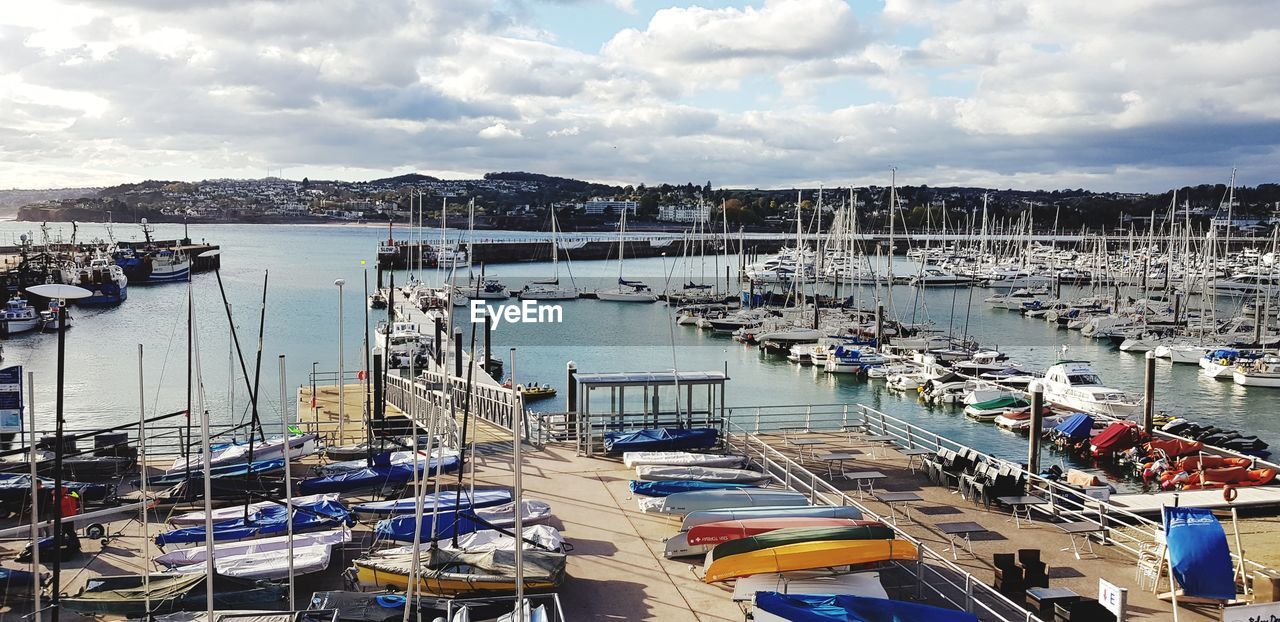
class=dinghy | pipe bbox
[376,500,553,542]
[166,433,316,473]
[635,465,767,483]
[706,524,897,564]
[154,528,350,579]
[688,518,883,546]
[297,454,460,495]
[316,449,457,476]
[644,488,808,516]
[352,547,567,596]
[0,567,47,598]
[752,593,978,622]
[61,573,285,617]
[146,459,284,487]
[352,488,513,518]
[154,496,352,546]
[963,396,1030,421]
[167,493,339,526]
[629,480,756,497]
[664,504,866,558]
[623,452,747,469]
[381,525,566,555]
[703,539,918,583]
[603,427,719,454]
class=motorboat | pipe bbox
[1233,356,1280,387]
[908,266,972,287]
[1040,361,1141,417]
[0,296,39,335]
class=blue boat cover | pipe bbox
[146,459,285,486]
[755,593,979,622]
[297,455,460,494]
[628,480,756,497]
[0,473,108,500]
[353,488,512,515]
[1163,506,1236,600]
[375,508,505,541]
[1054,413,1094,438]
[603,427,718,454]
[1208,349,1238,359]
[154,497,353,546]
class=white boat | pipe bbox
[1233,356,1280,387]
[451,279,511,305]
[167,493,339,527]
[381,525,566,555]
[635,465,767,483]
[166,433,318,474]
[1214,273,1280,295]
[909,266,973,287]
[1153,342,1208,364]
[1040,361,1141,417]
[824,345,885,374]
[376,320,429,368]
[0,296,39,334]
[470,499,555,527]
[1201,348,1253,379]
[622,452,747,469]
[596,210,658,302]
[642,488,808,516]
[155,528,350,579]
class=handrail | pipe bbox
[723,421,1041,621]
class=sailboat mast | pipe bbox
[277,354,296,606]
[137,345,151,618]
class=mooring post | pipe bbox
[1143,351,1156,434]
[1028,381,1044,475]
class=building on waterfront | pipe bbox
[658,203,710,223]
[582,198,637,215]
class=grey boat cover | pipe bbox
[636,465,768,483]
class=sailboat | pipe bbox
[519,208,579,300]
[596,210,658,302]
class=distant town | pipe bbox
[7,171,1280,234]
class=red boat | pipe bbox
[1090,421,1146,457]
[687,518,880,546]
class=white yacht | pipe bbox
[518,207,579,301]
[1040,361,1141,417]
[596,211,659,302]
[1233,356,1280,388]
[909,266,973,287]
[1201,348,1254,379]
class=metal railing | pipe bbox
[384,369,518,447]
[723,421,1042,621]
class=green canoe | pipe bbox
[708,523,896,563]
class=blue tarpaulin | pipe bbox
[628,480,755,497]
[375,509,502,541]
[1054,413,1094,439]
[603,427,718,453]
[754,593,979,622]
[1163,506,1236,600]
[154,497,353,546]
[146,459,285,486]
[297,455,460,494]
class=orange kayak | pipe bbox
[703,539,917,583]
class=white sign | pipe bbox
[1223,601,1280,622]
[1099,578,1127,620]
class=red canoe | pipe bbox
[687,518,881,546]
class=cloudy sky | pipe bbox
[1,0,1277,191]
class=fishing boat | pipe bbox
[61,573,285,617]
[1040,361,1141,417]
[352,547,567,596]
[112,221,191,284]
[352,488,514,518]
[0,296,39,335]
[154,528,351,580]
[703,538,918,583]
[375,499,554,541]
[1233,356,1280,387]
[71,254,129,306]
[622,451,746,469]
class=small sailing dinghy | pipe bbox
[642,488,808,516]
[154,528,351,580]
[376,500,554,542]
[622,451,747,469]
[352,488,513,518]
[166,433,316,473]
[352,547,567,596]
[146,458,284,487]
[61,573,285,617]
[316,449,458,476]
[298,453,461,494]
[167,492,339,526]
[635,465,767,483]
[154,495,352,546]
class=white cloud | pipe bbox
[478,122,523,139]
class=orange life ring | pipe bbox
[1224,485,1239,503]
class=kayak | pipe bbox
[688,518,883,546]
[753,593,978,622]
[707,524,896,564]
[665,507,867,559]
[623,452,747,469]
[635,465,767,483]
[629,480,757,497]
[645,489,808,516]
[703,539,918,583]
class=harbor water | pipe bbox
[2,221,1276,466]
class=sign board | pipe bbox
[1099,578,1127,621]
[0,366,22,434]
[1223,601,1280,622]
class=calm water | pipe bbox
[3,221,1276,465]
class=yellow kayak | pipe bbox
[703,538,918,583]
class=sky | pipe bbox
[0,0,1277,191]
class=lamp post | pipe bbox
[27,283,92,622]
[335,278,346,445]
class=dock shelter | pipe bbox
[571,370,728,455]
